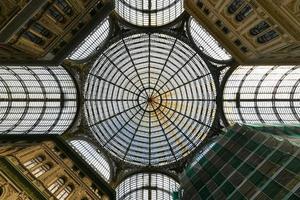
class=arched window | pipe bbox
[249,21,270,36]
[48,6,65,23]
[116,173,180,200]
[0,66,77,134]
[56,184,73,200]
[68,18,110,60]
[55,0,73,17]
[48,177,66,193]
[115,0,184,27]
[227,0,244,14]
[69,140,111,181]
[257,30,279,44]
[24,155,45,169]
[31,22,52,38]
[235,4,253,22]
[32,163,52,177]
[22,31,45,46]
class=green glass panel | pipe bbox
[249,171,268,188]
[286,157,300,174]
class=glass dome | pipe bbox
[115,0,184,27]
[85,32,216,166]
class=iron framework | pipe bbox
[0,66,77,134]
[84,30,218,166]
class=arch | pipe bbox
[56,184,74,200]
[249,21,270,36]
[54,0,73,17]
[227,0,245,14]
[47,6,65,23]
[116,172,180,200]
[235,4,253,22]
[257,30,279,43]
[22,31,45,46]
[69,139,111,181]
[0,66,77,134]
[30,22,53,39]
[32,162,52,178]
[23,155,46,169]
[48,176,66,193]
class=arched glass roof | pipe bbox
[116,172,180,200]
[84,32,216,166]
[0,66,77,134]
[68,18,110,61]
[223,65,300,125]
[69,139,111,181]
[115,0,184,27]
[189,17,232,61]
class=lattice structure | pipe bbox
[69,139,111,181]
[0,66,77,134]
[223,65,300,125]
[188,17,232,62]
[68,18,110,61]
[115,0,184,26]
[84,32,217,166]
[116,173,179,200]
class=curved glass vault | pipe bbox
[85,32,216,166]
[68,18,110,61]
[188,17,232,62]
[69,139,111,181]
[115,0,184,27]
[0,66,77,134]
[116,173,180,200]
[223,65,300,125]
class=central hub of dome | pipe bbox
[138,88,162,112]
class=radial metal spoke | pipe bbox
[89,104,142,127]
[156,73,211,98]
[85,32,216,166]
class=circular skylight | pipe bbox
[115,0,184,27]
[189,17,232,61]
[85,32,216,166]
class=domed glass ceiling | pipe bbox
[115,0,184,26]
[85,32,216,166]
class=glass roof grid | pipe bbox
[69,139,111,181]
[116,172,180,200]
[223,65,300,125]
[68,18,110,60]
[189,17,232,61]
[0,66,77,134]
[84,32,217,166]
[116,0,184,27]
